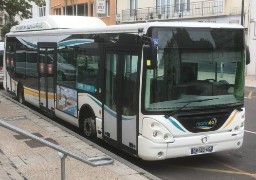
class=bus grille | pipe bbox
[176,110,233,133]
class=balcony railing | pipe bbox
[122,0,224,22]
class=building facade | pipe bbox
[117,0,248,25]
[50,0,116,25]
[248,0,256,75]
[31,0,51,18]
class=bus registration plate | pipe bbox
[191,146,213,155]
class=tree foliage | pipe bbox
[0,0,45,39]
[1,21,19,39]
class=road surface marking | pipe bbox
[174,165,256,178]
[209,159,256,179]
[247,90,253,99]
[245,130,256,135]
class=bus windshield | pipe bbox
[144,27,245,112]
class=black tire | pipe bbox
[82,117,96,139]
[17,85,25,104]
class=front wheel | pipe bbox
[82,117,96,139]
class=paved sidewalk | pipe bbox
[245,75,256,87]
[0,93,155,180]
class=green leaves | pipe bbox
[1,21,18,38]
[0,0,45,20]
[0,0,45,38]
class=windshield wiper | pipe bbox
[224,102,243,111]
[164,98,219,118]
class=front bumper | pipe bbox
[138,131,244,161]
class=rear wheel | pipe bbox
[83,116,96,139]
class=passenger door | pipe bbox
[103,48,140,152]
[37,43,57,114]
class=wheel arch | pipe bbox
[78,104,95,129]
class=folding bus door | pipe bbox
[37,42,57,114]
[103,48,140,153]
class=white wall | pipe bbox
[138,0,154,8]
[247,0,256,75]
[117,0,154,21]
[31,0,50,18]
[116,0,129,20]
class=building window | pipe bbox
[90,3,94,16]
[39,3,46,17]
[175,0,190,13]
[106,1,110,16]
[54,8,61,15]
[65,6,72,15]
[77,3,88,16]
[156,0,170,15]
[64,3,89,16]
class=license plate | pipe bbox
[191,146,213,155]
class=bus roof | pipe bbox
[10,15,106,32]
[8,16,244,36]
[104,21,244,34]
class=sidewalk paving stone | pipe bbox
[0,92,151,180]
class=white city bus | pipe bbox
[4,16,249,160]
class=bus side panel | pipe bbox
[23,87,40,107]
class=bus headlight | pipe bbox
[240,121,244,128]
[142,118,174,143]
[153,131,158,137]
[232,113,245,134]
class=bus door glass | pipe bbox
[5,42,16,92]
[104,50,139,151]
[0,42,4,84]
[38,43,56,112]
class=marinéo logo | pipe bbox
[195,118,217,130]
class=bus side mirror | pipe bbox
[246,45,250,65]
[143,44,157,69]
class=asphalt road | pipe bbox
[1,87,255,180]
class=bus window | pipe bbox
[5,47,15,76]
[26,51,37,77]
[0,42,4,84]
[122,54,139,116]
[76,54,99,93]
[57,48,76,87]
[15,50,26,75]
[105,53,118,112]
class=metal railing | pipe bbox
[0,119,114,180]
[122,0,224,22]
